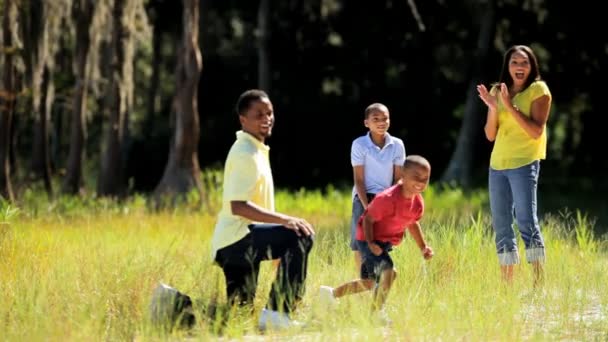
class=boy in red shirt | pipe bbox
[320,155,434,321]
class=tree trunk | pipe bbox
[52,19,72,172]
[98,0,134,197]
[440,0,495,188]
[257,0,271,92]
[31,65,54,196]
[63,0,95,195]
[27,0,54,197]
[145,12,163,132]
[0,0,18,202]
[153,0,203,206]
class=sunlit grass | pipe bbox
[0,183,606,341]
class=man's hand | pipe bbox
[421,246,433,260]
[368,242,383,256]
[284,216,315,236]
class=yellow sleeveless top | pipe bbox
[490,80,551,170]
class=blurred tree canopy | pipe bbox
[0,0,605,202]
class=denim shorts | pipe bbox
[355,240,393,281]
[350,193,376,251]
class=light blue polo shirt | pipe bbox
[351,132,406,198]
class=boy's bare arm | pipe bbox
[408,222,433,259]
[363,214,382,256]
[353,166,369,207]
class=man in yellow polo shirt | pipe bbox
[211,89,315,331]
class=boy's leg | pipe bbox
[510,161,545,286]
[333,279,375,298]
[372,268,397,312]
[250,224,314,314]
[215,235,261,307]
[489,167,518,282]
[331,239,378,298]
[356,240,394,311]
[350,195,365,272]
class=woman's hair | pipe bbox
[498,45,542,91]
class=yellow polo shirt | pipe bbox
[210,131,275,260]
[490,80,552,170]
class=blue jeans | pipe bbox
[350,193,376,250]
[489,160,545,265]
[355,240,394,281]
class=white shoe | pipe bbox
[319,285,338,307]
[374,309,392,326]
[258,308,302,331]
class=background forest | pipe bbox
[1,0,606,229]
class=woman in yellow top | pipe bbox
[476,45,552,285]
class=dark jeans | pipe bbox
[215,224,314,313]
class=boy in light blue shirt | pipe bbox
[350,103,406,273]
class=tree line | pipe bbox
[1,0,203,205]
[1,0,604,205]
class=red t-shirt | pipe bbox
[355,184,424,246]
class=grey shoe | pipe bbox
[149,283,195,330]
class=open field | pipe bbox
[1,185,607,341]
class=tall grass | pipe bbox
[0,184,606,341]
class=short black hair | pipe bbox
[235,89,269,116]
[364,103,389,119]
[403,155,431,171]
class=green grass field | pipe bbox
[1,184,607,341]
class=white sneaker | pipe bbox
[258,308,302,331]
[319,285,338,308]
[374,309,392,326]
